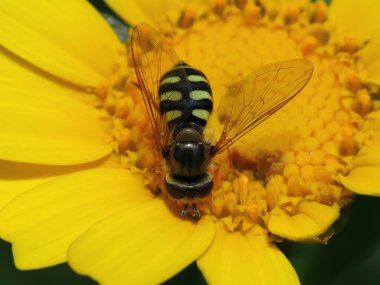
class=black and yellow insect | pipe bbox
[131,23,313,218]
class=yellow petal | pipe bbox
[107,0,208,28]
[0,80,112,165]
[0,0,122,87]
[197,223,299,285]
[68,200,215,285]
[0,158,114,210]
[268,201,339,240]
[329,0,380,42]
[341,116,380,196]
[340,166,380,196]
[0,168,152,269]
[0,47,99,106]
[105,0,154,26]
[358,35,380,85]
[351,145,380,167]
[0,161,52,210]
[0,23,110,166]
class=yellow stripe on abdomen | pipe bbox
[192,109,210,121]
[187,74,208,82]
[189,90,212,101]
[160,91,182,101]
[160,76,181,85]
[165,110,182,122]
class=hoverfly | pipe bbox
[131,23,313,218]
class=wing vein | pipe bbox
[216,59,313,154]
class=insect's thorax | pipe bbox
[158,61,213,134]
[167,127,210,177]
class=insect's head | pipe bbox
[168,127,213,167]
[167,127,210,169]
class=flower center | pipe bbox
[107,1,373,235]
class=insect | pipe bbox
[131,23,313,218]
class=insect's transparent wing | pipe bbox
[131,23,183,151]
[216,59,313,154]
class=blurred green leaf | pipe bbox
[0,239,96,285]
[289,195,380,285]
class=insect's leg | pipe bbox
[192,203,201,219]
[181,204,188,217]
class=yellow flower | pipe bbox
[0,0,379,284]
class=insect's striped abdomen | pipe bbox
[159,62,213,132]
